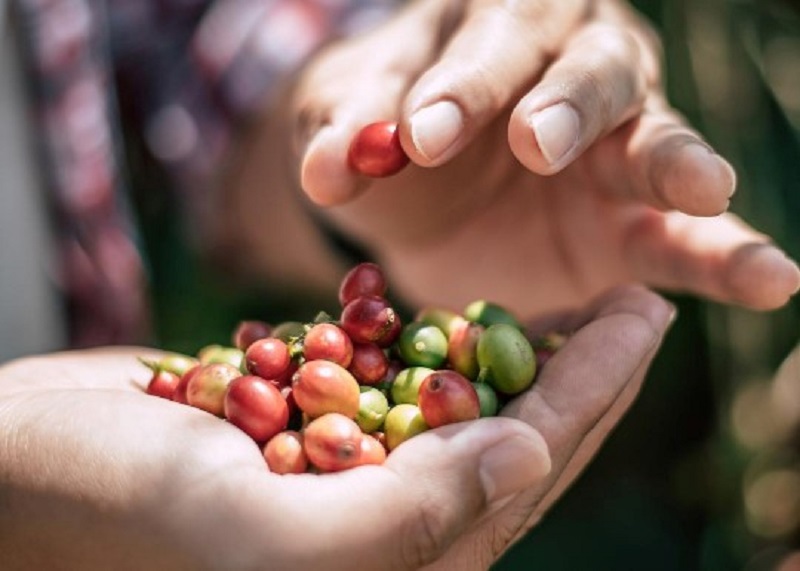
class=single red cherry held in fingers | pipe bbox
[347,121,409,178]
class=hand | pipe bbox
[0,286,672,571]
[275,0,799,317]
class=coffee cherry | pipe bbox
[447,318,484,380]
[224,375,289,442]
[264,431,308,475]
[302,323,353,368]
[338,262,387,307]
[173,365,200,405]
[348,342,389,385]
[340,295,401,346]
[472,382,499,417]
[390,366,434,406]
[245,338,291,381]
[186,363,241,416]
[356,387,389,434]
[139,353,198,377]
[146,370,181,400]
[358,434,387,466]
[347,121,409,178]
[384,404,428,451]
[532,332,567,369]
[198,345,245,369]
[303,413,363,472]
[396,322,448,369]
[418,370,480,428]
[292,360,361,419]
[415,307,461,338]
[476,324,536,395]
[463,300,522,330]
[232,320,272,351]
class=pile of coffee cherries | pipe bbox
[140,263,564,474]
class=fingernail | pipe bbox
[479,435,550,505]
[688,143,738,199]
[530,103,580,166]
[668,303,679,326]
[717,155,737,199]
[410,100,463,161]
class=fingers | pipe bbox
[508,21,650,174]
[624,210,800,310]
[297,0,445,205]
[263,419,549,570]
[399,0,587,165]
[588,101,737,216]
[500,285,674,521]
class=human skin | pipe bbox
[216,0,799,318]
[0,286,672,571]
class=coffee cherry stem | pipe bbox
[137,357,161,373]
[475,366,491,385]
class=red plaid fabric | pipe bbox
[12,0,397,347]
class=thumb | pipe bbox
[281,418,550,570]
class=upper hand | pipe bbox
[287,0,799,317]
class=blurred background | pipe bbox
[2,0,799,569]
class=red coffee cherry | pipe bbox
[146,369,181,400]
[302,323,354,368]
[338,262,386,307]
[303,413,363,473]
[173,365,200,405]
[245,338,291,381]
[358,434,387,466]
[347,121,409,178]
[232,320,272,351]
[340,295,401,346]
[292,360,361,419]
[417,370,481,428]
[224,375,289,442]
[264,431,308,475]
[348,342,389,385]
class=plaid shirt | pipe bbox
[12,0,397,347]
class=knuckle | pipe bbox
[400,494,454,569]
[572,25,648,121]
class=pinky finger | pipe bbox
[625,210,800,310]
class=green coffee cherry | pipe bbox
[356,387,390,433]
[463,300,522,330]
[396,322,448,369]
[391,366,435,405]
[476,324,536,395]
[384,404,429,451]
[472,382,500,417]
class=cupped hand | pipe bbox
[288,0,799,317]
[0,286,672,571]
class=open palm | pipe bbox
[0,286,672,570]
